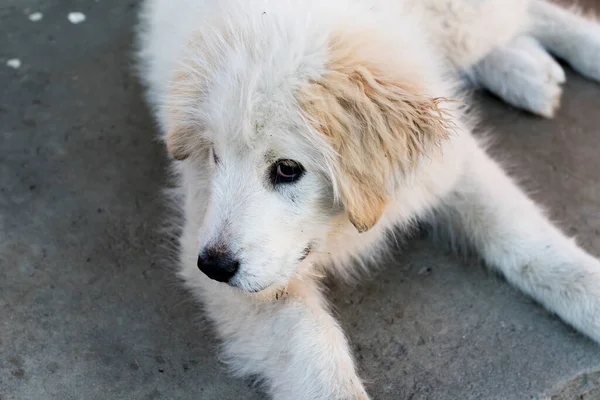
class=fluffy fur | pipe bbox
[136,0,600,398]
[468,0,600,117]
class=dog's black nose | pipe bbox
[197,247,239,283]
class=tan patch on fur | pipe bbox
[166,124,201,160]
[164,27,235,160]
[248,268,328,302]
[249,277,305,302]
[164,68,205,160]
[299,29,453,232]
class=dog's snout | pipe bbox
[197,247,239,283]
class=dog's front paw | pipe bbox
[535,253,600,344]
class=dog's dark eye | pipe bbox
[212,148,219,164]
[271,159,304,185]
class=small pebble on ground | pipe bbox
[6,59,21,69]
[68,12,86,24]
[28,12,43,22]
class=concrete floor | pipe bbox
[2,1,600,399]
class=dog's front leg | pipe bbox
[428,142,600,343]
[193,276,369,400]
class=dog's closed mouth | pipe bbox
[298,245,312,262]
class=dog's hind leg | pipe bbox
[469,35,565,118]
[426,142,600,344]
[528,0,600,83]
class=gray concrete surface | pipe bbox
[1,1,600,399]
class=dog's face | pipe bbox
[165,15,452,293]
[195,123,338,293]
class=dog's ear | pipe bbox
[165,126,196,160]
[164,68,208,161]
[163,29,231,161]
[339,172,389,234]
[300,32,452,232]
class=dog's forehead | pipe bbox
[212,113,322,171]
[200,43,326,143]
[215,123,309,165]
[209,86,307,149]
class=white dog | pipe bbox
[136,0,600,398]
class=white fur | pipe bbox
[528,0,600,83]
[412,0,600,117]
[137,1,600,398]
[471,35,566,118]
[471,0,600,117]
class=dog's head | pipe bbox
[164,6,453,293]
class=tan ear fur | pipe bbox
[299,30,453,232]
[165,125,198,160]
[164,31,217,161]
[164,24,239,160]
